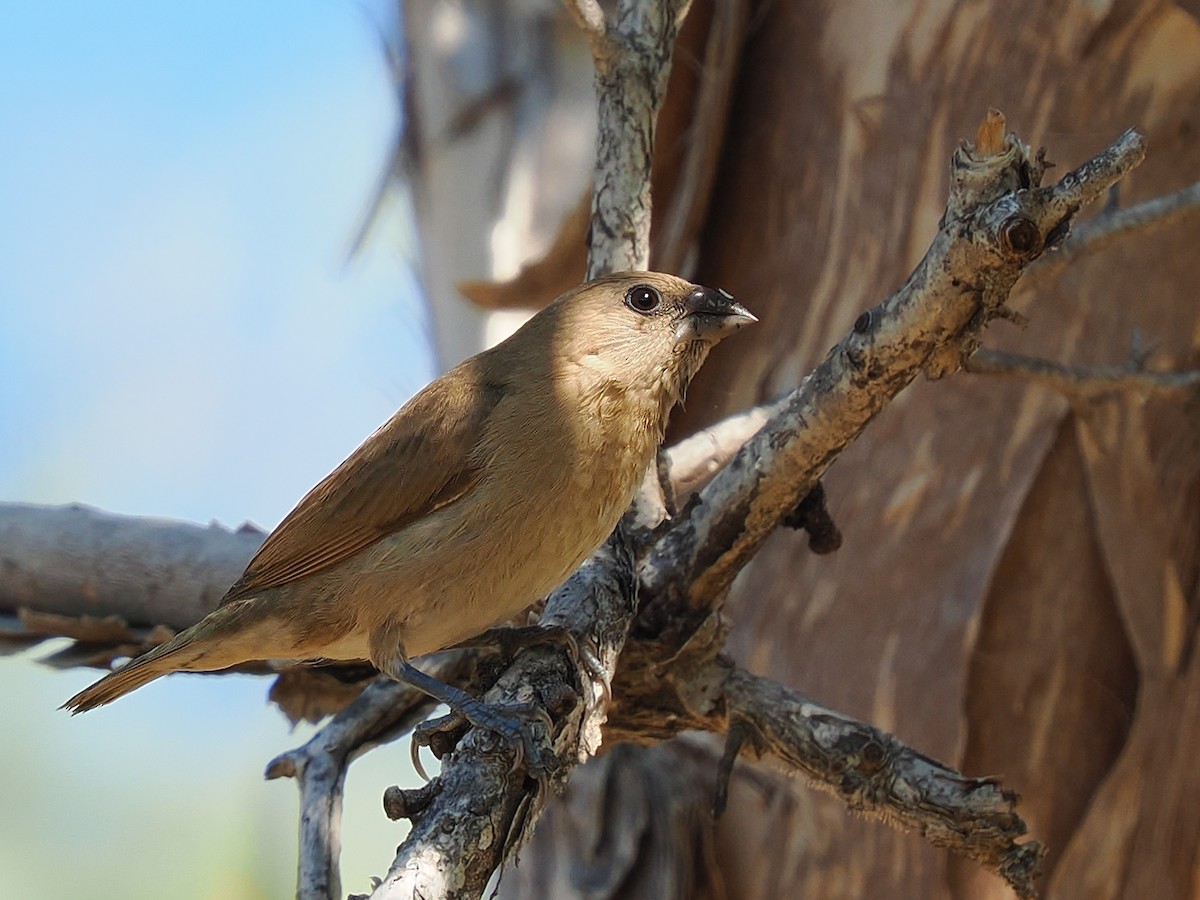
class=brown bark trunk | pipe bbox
[673,2,1200,897]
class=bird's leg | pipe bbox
[382,656,556,778]
[451,623,610,706]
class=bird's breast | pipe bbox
[361,385,659,657]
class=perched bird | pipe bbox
[64,272,754,744]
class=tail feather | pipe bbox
[62,640,186,713]
[63,599,297,713]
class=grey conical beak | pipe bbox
[675,285,757,344]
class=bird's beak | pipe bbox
[675,286,758,344]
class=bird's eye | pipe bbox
[625,284,662,314]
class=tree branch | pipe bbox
[719,665,1043,898]
[1025,177,1200,284]
[585,0,692,277]
[967,346,1200,399]
[641,127,1146,611]
[265,675,444,900]
[0,502,263,633]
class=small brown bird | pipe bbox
[64,272,754,742]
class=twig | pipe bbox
[1026,178,1200,283]
[265,669,450,900]
[597,629,1043,897]
[659,398,785,502]
[967,346,1200,399]
[585,0,693,278]
[596,633,1043,896]
[715,664,1044,899]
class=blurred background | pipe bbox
[0,2,434,897]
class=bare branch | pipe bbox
[967,347,1200,399]
[586,0,692,276]
[599,642,1043,894]
[265,675,442,900]
[660,398,784,502]
[718,665,1044,898]
[1027,177,1200,283]
[0,502,262,632]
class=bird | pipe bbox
[63,271,755,752]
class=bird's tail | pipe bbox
[62,636,193,713]
[62,598,271,712]
[63,598,301,713]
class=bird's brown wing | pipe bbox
[222,363,501,603]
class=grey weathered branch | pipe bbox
[604,652,1043,897]
[658,398,786,503]
[585,0,692,278]
[264,675,444,900]
[1024,177,1200,284]
[0,502,263,634]
[716,663,1040,887]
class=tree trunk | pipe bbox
[677,2,1200,897]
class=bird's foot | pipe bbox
[389,658,557,780]
[455,624,611,707]
[411,699,556,781]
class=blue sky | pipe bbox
[0,0,433,528]
[0,3,435,897]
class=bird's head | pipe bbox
[544,271,755,401]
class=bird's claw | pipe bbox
[458,624,612,708]
[411,698,557,780]
[411,710,468,781]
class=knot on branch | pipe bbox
[999,215,1042,256]
[383,780,442,822]
[827,728,901,806]
[781,481,842,554]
